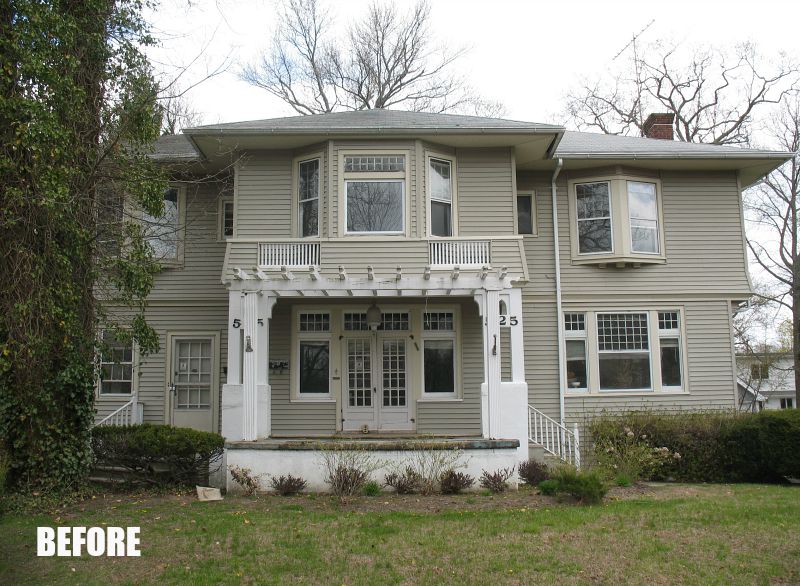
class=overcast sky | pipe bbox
[146,0,800,127]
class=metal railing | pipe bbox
[428,239,491,267]
[528,404,580,468]
[95,400,143,427]
[259,242,320,268]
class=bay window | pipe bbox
[569,175,664,264]
[344,154,406,234]
[563,309,685,393]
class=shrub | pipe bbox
[538,479,559,496]
[479,467,515,493]
[614,473,633,487]
[440,469,475,494]
[592,423,680,482]
[269,474,307,496]
[229,466,262,496]
[384,467,423,494]
[317,445,385,496]
[590,410,800,483]
[518,459,550,486]
[363,480,381,496]
[91,424,224,487]
[545,467,607,504]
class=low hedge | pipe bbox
[91,424,224,486]
[590,409,800,483]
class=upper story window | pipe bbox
[143,186,184,264]
[516,191,537,235]
[569,176,664,265]
[429,157,454,237]
[298,158,320,237]
[218,197,234,240]
[344,154,406,234]
[751,363,770,380]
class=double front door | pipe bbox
[342,333,412,431]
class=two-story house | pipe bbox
[737,352,796,411]
[94,110,792,490]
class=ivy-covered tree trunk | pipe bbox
[0,0,163,492]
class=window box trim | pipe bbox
[567,175,666,265]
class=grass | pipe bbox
[0,484,798,585]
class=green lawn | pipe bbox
[1,484,798,585]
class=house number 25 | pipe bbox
[232,319,264,328]
[499,316,518,326]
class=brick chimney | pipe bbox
[642,113,675,140]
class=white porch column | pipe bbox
[222,288,274,441]
[485,289,502,438]
[508,288,526,382]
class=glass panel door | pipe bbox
[171,337,214,432]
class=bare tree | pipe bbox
[564,40,799,144]
[241,0,503,116]
[745,96,800,407]
[158,86,204,135]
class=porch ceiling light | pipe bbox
[366,302,382,331]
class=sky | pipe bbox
[145,0,800,127]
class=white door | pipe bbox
[343,337,376,431]
[378,337,412,430]
[169,336,215,432]
[342,334,411,432]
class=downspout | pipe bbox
[551,158,565,427]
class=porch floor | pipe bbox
[225,436,520,451]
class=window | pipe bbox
[780,398,794,409]
[429,157,453,237]
[143,186,182,262]
[569,176,664,263]
[751,363,770,380]
[517,192,536,235]
[219,197,234,240]
[298,158,320,237]
[563,309,685,393]
[98,331,133,395]
[296,312,331,397]
[658,312,682,388]
[344,154,406,234]
[343,312,410,331]
[576,182,612,253]
[422,311,457,396]
[628,182,660,254]
[564,313,587,390]
[597,313,651,391]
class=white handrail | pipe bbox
[528,404,581,468]
[259,242,320,267]
[95,400,142,427]
[429,239,491,266]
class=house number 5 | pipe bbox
[232,319,241,328]
[499,316,519,326]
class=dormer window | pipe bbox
[343,154,406,234]
[568,175,665,265]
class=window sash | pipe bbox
[298,159,320,237]
[345,180,404,233]
[423,339,455,394]
[99,332,134,395]
[298,340,330,394]
[430,200,452,237]
[429,158,452,203]
[143,187,180,260]
[221,200,234,239]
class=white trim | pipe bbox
[420,306,461,400]
[291,308,334,400]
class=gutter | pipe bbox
[551,158,565,428]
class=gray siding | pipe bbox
[458,148,515,236]
[236,151,293,239]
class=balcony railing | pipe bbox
[429,239,491,267]
[259,242,320,268]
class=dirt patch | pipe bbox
[55,482,688,516]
